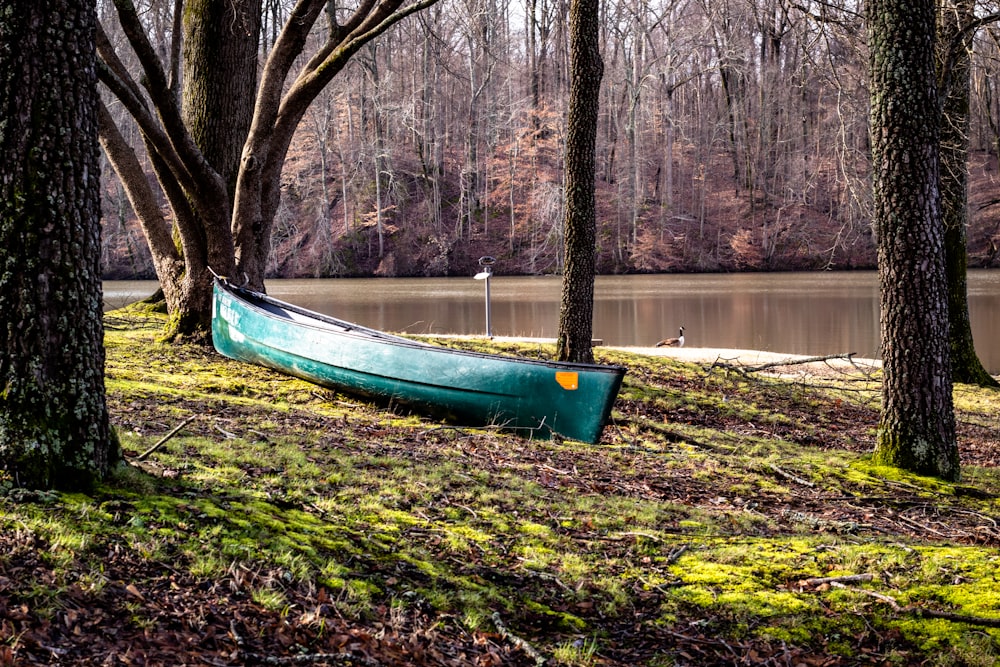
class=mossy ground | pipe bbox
[2,308,1000,665]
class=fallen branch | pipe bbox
[767,463,816,488]
[134,415,197,461]
[214,423,239,439]
[831,583,1000,628]
[616,531,664,543]
[613,418,723,452]
[532,571,573,593]
[718,353,859,374]
[665,544,689,565]
[797,573,874,588]
[895,513,950,539]
[492,612,546,666]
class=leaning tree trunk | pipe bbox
[232,0,436,290]
[0,0,119,490]
[868,0,959,481]
[556,0,603,364]
[939,0,999,387]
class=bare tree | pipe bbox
[98,0,442,339]
[939,0,999,387]
[868,0,959,480]
[557,0,604,363]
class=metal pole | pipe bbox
[474,256,496,338]
[484,270,492,337]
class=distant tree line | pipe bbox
[98,0,1000,280]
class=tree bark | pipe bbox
[0,0,119,490]
[938,0,999,387]
[868,0,959,481]
[97,103,187,317]
[169,0,262,337]
[556,0,603,364]
[182,0,262,199]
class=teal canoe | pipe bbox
[212,278,624,443]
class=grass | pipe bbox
[1,307,999,665]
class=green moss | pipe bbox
[2,319,997,663]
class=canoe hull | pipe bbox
[211,280,624,443]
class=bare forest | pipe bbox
[98,0,1000,280]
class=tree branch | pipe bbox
[96,102,181,276]
[228,619,382,665]
[767,463,816,488]
[832,582,1000,628]
[97,57,215,241]
[253,0,327,129]
[798,573,874,588]
[95,21,147,105]
[134,415,198,461]
[231,0,327,270]
[269,0,443,188]
[492,613,546,666]
[168,0,183,91]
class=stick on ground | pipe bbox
[134,415,198,461]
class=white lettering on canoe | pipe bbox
[220,300,246,342]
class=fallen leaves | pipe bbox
[0,540,534,667]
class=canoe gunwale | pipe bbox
[214,278,626,377]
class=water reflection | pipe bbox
[103,270,1000,373]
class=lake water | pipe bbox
[103,270,1000,374]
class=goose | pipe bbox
[656,326,685,348]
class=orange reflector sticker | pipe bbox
[555,372,579,390]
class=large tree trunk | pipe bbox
[182,0,262,199]
[939,0,999,387]
[556,0,603,364]
[96,3,233,340]
[151,0,263,338]
[0,0,119,490]
[868,0,959,481]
